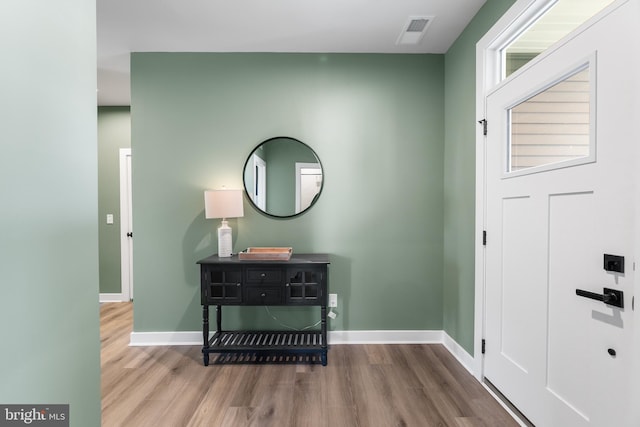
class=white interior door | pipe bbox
[484,2,638,426]
[295,162,322,213]
[119,148,133,301]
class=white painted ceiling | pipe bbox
[97,0,487,106]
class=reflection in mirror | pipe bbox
[243,137,323,218]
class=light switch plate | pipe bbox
[106,214,114,224]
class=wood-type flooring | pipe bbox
[101,302,519,427]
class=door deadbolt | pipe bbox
[604,254,624,273]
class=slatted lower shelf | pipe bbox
[203,330,326,365]
[212,352,323,365]
[210,330,323,350]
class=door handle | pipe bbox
[575,287,624,308]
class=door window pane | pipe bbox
[509,66,591,172]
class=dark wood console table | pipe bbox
[197,253,329,366]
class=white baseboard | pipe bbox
[130,331,203,346]
[99,293,127,303]
[328,330,443,344]
[442,332,475,374]
[129,329,470,353]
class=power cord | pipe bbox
[264,306,321,331]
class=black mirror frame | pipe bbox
[243,136,324,219]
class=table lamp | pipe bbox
[204,189,244,257]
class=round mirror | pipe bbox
[243,137,323,218]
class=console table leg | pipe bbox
[202,305,209,366]
[216,305,222,333]
[321,305,328,366]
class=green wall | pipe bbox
[443,0,517,353]
[124,4,516,350]
[0,1,101,425]
[98,107,131,294]
[131,53,445,333]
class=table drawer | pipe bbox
[246,268,284,284]
[245,287,283,305]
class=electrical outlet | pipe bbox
[328,293,338,308]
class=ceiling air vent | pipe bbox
[396,16,433,45]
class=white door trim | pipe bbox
[119,148,133,301]
[251,153,266,211]
[473,0,631,380]
[474,0,541,380]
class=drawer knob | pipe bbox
[285,283,290,287]
[260,273,266,278]
[236,283,241,287]
[261,293,266,297]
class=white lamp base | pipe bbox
[217,219,233,257]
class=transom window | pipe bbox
[502,0,615,78]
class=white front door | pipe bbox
[484,1,638,426]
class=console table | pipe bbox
[197,253,329,366]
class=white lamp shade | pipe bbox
[204,190,244,219]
